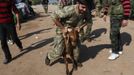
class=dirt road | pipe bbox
[0,5,134,75]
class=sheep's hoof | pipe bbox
[66,70,70,75]
[77,63,83,67]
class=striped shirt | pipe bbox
[0,0,19,24]
[121,0,131,19]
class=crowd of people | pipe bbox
[0,0,132,68]
[15,0,35,20]
[45,0,131,65]
[0,0,23,64]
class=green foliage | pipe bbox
[31,0,41,5]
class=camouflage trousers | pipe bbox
[110,16,122,53]
[47,28,81,62]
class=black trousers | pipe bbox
[0,23,22,59]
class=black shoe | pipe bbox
[45,56,50,65]
[19,46,23,52]
[3,58,12,64]
[19,48,23,52]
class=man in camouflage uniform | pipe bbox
[81,0,95,42]
[45,0,92,65]
[102,0,131,60]
[57,0,94,42]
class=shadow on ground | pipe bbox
[20,28,52,40]
[20,13,50,23]
[80,32,132,63]
[90,28,107,40]
[120,32,132,51]
[79,44,111,63]
[12,37,53,61]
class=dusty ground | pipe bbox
[0,5,134,75]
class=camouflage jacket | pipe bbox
[97,0,124,18]
[109,0,124,17]
[51,5,92,33]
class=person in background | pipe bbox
[25,0,36,16]
[0,0,23,64]
[102,0,131,60]
[45,0,92,66]
[41,0,49,13]
[58,0,77,9]
[80,0,95,42]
